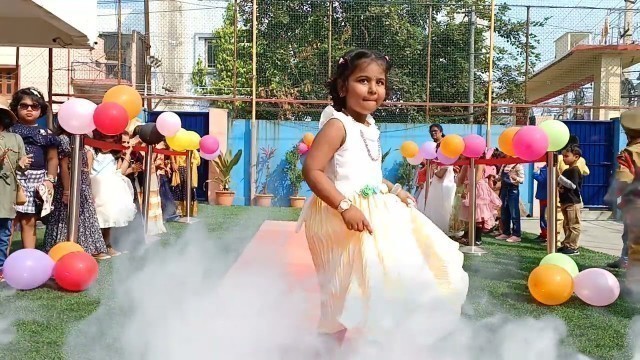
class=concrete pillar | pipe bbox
[592,54,622,120]
[207,108,229,204]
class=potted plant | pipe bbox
[255,146,276,207]
[210,149,242,206]
[285,145,306,208]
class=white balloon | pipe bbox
[407,154,424,166]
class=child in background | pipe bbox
[533,164,548,243]
[558,145,584,256]
[496,160,524,243]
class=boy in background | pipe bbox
[557,145,584,256]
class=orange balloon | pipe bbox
[498,127,520,157]
[528,264,574,306]
[48,241,84,262]
[302,132,315,147]
[440,134,465,158]
[103,85,143,120]
[400,141,419,158]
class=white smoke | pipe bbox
[63,212,593,360]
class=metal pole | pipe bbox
[485,0,496,147]
[250,0,258,204]
[232,0,238,120]
[67,135,83,243]
[524,6,530,104]
[142,145,153,235]
[423,159,431,210]
[460,158,487,255]
[47,48,53,131]
[468,6,475,124]
[178,151,199,224]
[425,5,433,121]
[546,151,557,254]
[144,0,152,110]
[328,0,333,81]
[117,0,122,84]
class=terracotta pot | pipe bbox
[290,196,306,208]
[255,194,274,207]
[215,191,235,206]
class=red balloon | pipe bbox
[93,102,129,135]
[53,252,99,292]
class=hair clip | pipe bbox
[338,57,345,65]
[384,55,390,61]
[29,88,43,98]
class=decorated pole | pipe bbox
[460,157,487,255]
[67,134,83,243]
[178,150,199,224]
[546,151,557,254]
[142,144,153,235]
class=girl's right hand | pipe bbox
[341,207,373,234]
[19,154,33,168]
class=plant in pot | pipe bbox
[285,145,306,208]
[210,148,242,206]
[255,146,276,207]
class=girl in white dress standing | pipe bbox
[297,49,468,350]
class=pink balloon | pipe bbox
[574,268,620,306]
[512,126,549,161]
[199,135,220,154]
[462,134,486,158]
[419,141,438,160]
[200,148,221,161]
[297,142,309,155]
[156,112,181,137]
[436,148,458,165]
[57,98,97,135]
[407,154,424,165]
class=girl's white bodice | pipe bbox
[322,111,383,196]
[91,152,118,176]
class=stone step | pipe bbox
[580,208,613,221]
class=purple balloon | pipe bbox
[436,148,458,165]
[462,134,486,158]
[3,249,54,290]
[199,135,220,155]
[574,268,620,307]
[419,141,438,160]
[200,148,221,161]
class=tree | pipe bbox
[193,0,546,123]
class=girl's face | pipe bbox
[17,97,42,123]
[342,60,386,119]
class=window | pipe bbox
[0,66,18,96]
[205,38,216,69]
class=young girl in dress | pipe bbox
[297,49,468,346]
[87,132,137,256]
[43,129,110,259]
[9,88,59,249]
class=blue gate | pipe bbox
[148,111,209,201]
[564,120,614,208]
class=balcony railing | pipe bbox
[70,61,131,83]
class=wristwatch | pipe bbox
[45,175,57,184]
[337,198,352,213]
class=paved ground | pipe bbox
[521,218,624,257]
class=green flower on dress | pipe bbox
[359,184,378,198]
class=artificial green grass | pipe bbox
[0,206,635,359]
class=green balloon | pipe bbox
[539,120,570,152]
[539,253,579,277]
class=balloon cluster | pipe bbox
[58,85,143,136]
[297,132,315,156]
[528,253,620,307]
[2,242,98,292]
[161,112,202,153]
[499,120,570,161]
[400,133,487,165]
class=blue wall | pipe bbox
[227,120,537,209]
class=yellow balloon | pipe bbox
[186,131,201,151]
[48,241,84,262]
[167,129,188,151]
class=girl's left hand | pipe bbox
[398,190,416,207]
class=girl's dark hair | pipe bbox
[0,110,14,130]
[429,123,445,137]
[327,49,391,112]
[10,87,48,118]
